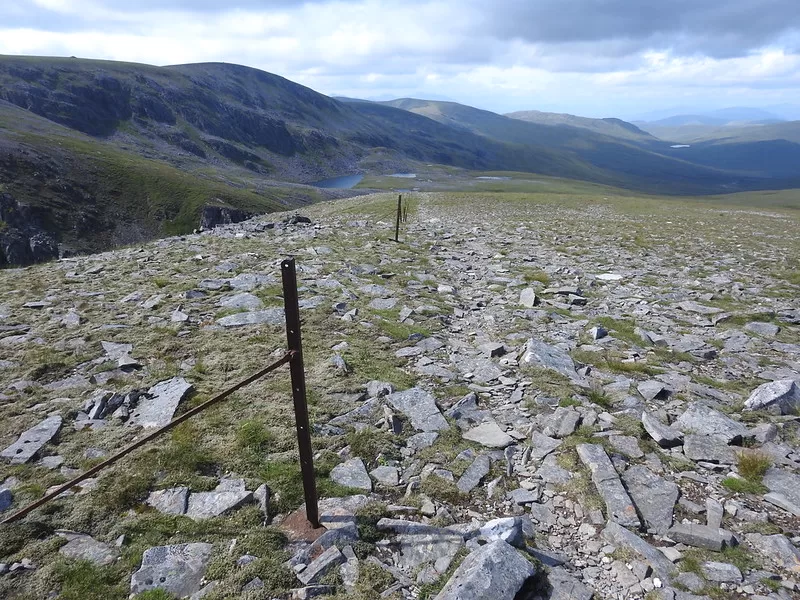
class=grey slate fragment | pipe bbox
[147,487,189,515]
[1,415,62,464]
[542,407,581,439]
[546,567,594,600]
[457,454,491,493]
[219,292,263,311]
[318,495,371,530]
[577,443,641,528]
[638,380,671,401]
[462,421,514,448]
[330,458,372,491]
[217,308,285,327]
[622,465,678,534]
[642,412,684,448]
[701,561,742,582]
[745,533,800,573]
[530,431,562,461]
[434,540,535,600]
[609,435,644,458]
[445,393,490,429]
[744,380,800,415]
[130,542,213,597]
[479,517,525,548]
[370,465,399,487]
[666,523,735,551]
[185,486,253,520]
[128,378,193,429]
[602,521,676,583]
[683,435,737,464]
[521,338,585,384]
[386,388,449,432]
[763,468,800,512]
[674,403,748,443]
[58,532,118,566]
[0,488,12,512]
[297,546,346,585]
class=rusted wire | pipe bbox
[2,351,295,525]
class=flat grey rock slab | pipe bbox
[228,273,275,290]
[519,288,538,308]
[683,435,737,464]
[318,495,371,530]
[386,388,449,432]
[406,432,439,453]
[359,284,392,297]
[101,341,132,359]
[0,488,12,512]
[216,308,284,327]
[445,393,491,430]
[745,380,800,415]
[128,378,193,429]
[185,489,253,520]
[638,380,670,401]
[219,292,264,311]
[521,338,585,385]
[763,468,800,514]
[622,465,678,534]
[457,454,491,493]
[744,321,780,337]
[745,533,800,573]
[462,421,514,448]
[677,301,723,315]
[602,521,676,583]
[542,407,581,439]
[1,415,62,464]
[331,458,372,491]
[394,527,464,574]
[369,298,398,310]
[58,532,118,566]
[577,443,641,528]
[530,431,562,461]
[536,458,572,485]
[130,542,213,598]
[434,539,535,600]
[297,546,345,585]
[642,412,684,448]
[369,465,399,487]
[674,403,748,443]
[701,561,742,582]
[546,567,594,600]
[479,517,525,548]
[147,487,189,515]
[608,435,644,459]
[666,523,735,551]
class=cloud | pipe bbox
[0,0,799,117]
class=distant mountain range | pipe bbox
[1,55,799,260]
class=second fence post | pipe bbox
[281,257,320,528]
[394,194,402,242]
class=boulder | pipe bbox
[577,444,640,528]
[434,540,535,600]
[622,465,678,534]
[330,458,372,491]
[130,542,213,597]
[1,416,62,464]
[387,388,449,432]
[744,380,800,415]
[674,403,748,443]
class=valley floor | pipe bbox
[0,190,799,600]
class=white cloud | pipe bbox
[1,0,799,117]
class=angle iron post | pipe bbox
[281,257,320,528]
[394,194,402,242]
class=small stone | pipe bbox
[701,561,742,583]
[463,421,515,448]
[331,458,372,491]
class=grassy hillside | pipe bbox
[506,109,655,142]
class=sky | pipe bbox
[1,0,800,119]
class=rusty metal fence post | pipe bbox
[394,194,402,242]
[281,257,320,527]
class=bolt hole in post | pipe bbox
[281,257,320,528]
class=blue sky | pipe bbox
[1,0,799,119]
